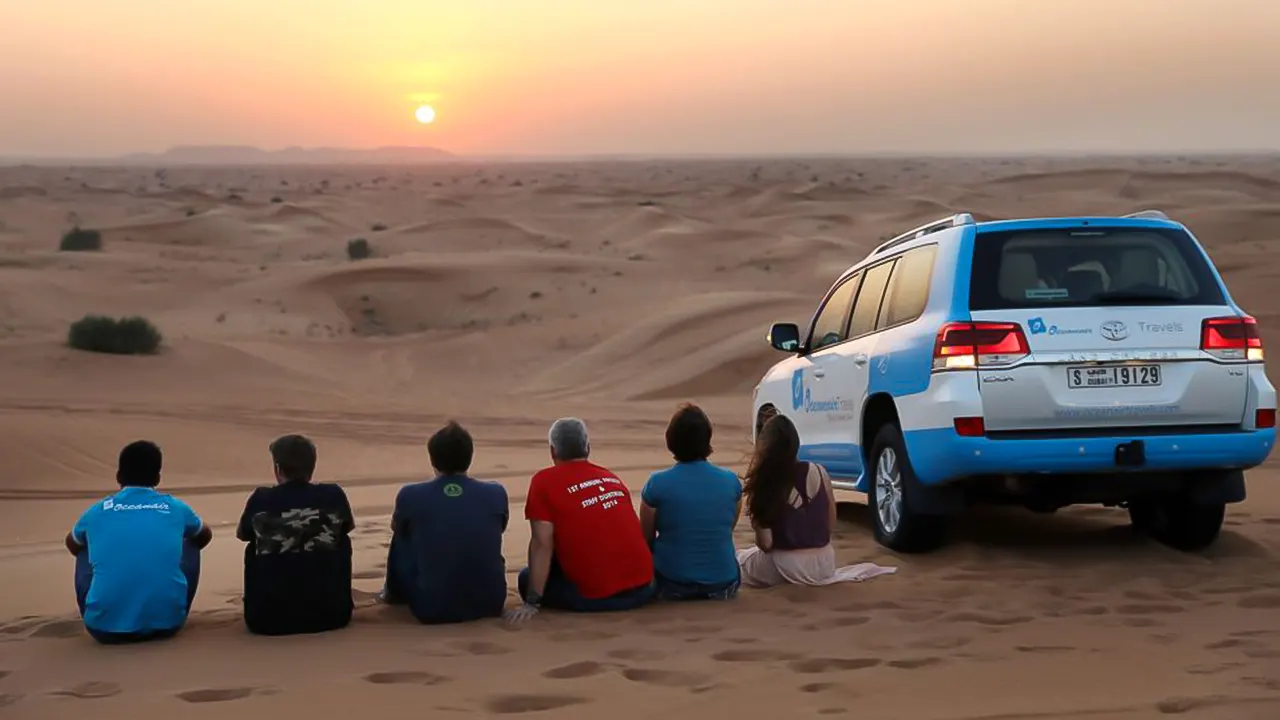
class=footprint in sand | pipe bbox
[1116,604,1187,615]
[483,694,588,714]
[606,648,668,661]
[541,661,607,679]
[787,658,881,674]
[30,619,85,639]
[0,694,22,708]
[1015,645,1075,654]
[907,635,971,651]
[818,709,847,716]
[0,671,9,680]
[943,612,1033,627]
[799,682,838,693]
[547,630,619,643]
[711,649,800,663]
[448,640,512,656]
[1120,617,1163,628]
[620,668,712,688]
[363,672,451,686]
[801,616,871,631]
[176,687,275,704]
[1237,593,1280,609]
[50,681,122,700]
[887,657,944,670]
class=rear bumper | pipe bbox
[905,426,1276,486]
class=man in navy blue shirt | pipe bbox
[66,441,213,644]
[380,421,509,623]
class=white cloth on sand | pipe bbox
[737,544,897,587]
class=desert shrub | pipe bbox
[67,315,163,355]
[59,227,102,252]
[346,238,372,260]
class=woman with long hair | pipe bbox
[737,414,896,587]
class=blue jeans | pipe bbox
[653,570,740,601]
[75,543,201,644]
[517,558,653,612]
[382,532,505,624]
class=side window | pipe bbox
[879,244,938,329]
[807,274,860,351]
[847,261,894,338]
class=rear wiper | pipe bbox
[1091,289,1182,304]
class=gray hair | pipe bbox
[548,417,590,461]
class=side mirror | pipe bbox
[768,322,802,353]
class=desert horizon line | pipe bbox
[3,144,1280,168]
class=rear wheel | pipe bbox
[1128,494,1226,551]
[868,424,948,553]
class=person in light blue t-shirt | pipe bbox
[65,441,213,644]
[639,404,743,601]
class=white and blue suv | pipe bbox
[753,211,1275,553]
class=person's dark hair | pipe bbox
[742,414,801,529]
[270,434,317,483]
[428,421,474,476]
[666,403,713,463]
[117,440,163,488]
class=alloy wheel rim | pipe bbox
[876,447,903,535]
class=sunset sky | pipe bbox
[3,0,1278,157]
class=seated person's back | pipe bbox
[67,440,212,642]
[238,435,354,635]
[642,405,742,593]
[393,473,509,622]
[644,464,741,583]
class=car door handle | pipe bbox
[853,354,868,367]
[813,368,826,378]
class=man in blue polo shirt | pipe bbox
[380,421,509,624]
[65,440,213,644]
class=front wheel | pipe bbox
[867,424,948,553]
[1128,494,1226,551]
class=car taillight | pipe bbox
[953,416,986,437]
[1200,316,1263,362]
[933,322,1030,370]
[1257,408,1276,429]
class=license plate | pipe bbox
[1067,364,1162,389]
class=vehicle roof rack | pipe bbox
[1122,209,1169,220]
[870,212,974,257]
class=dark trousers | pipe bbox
[653,570,740,601]
[75,544,201,644]
[382,533,504,624]
[517,558,653,612]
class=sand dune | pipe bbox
[1,156,1279,720]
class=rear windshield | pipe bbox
[969,227,1226,310]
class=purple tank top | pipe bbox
[770,462,831,551]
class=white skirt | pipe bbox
[737,544,897,587]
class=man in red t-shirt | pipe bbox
[506,417,654,622]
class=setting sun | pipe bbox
[414,105,436,125]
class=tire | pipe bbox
[1128,494,1226,551]
[867,423,948,553]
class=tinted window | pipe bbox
[879,244,937,328]
[970,227,1225,310]
[848,261,894,338]
[808,274,859,351]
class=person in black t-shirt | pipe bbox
[379,421,509,624]
[236,434,354,635]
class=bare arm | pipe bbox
[65,532,84,556]
[639,502,657,545]
[821,465,837,529]
[525,520,556,602]
[751,518,773,552]
[189,524,213,551]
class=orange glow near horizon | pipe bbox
[1,0,1279,157]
